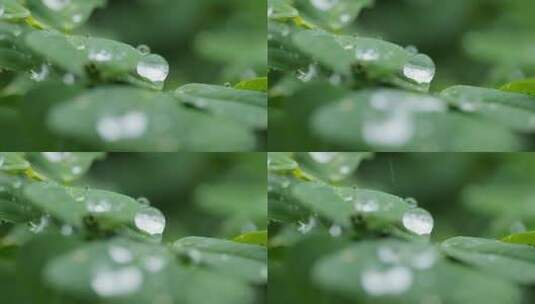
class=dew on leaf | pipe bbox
[309,152,338,163]
[296,64,318,82]
[297,216,316,234]
[310,0,338,11]
[62,73,75,85]
[86,199,112,213]
[363,112,414,147]
[402,208,434,235]
[353,198,379,213]
[91,266,143,297]
[355,48,380,62]
[96,111,148,142]
[89,49,112,62]
[42,152,71,162]
[108,246,134,264]
[403,54,435,84]
[136,44,151,55]
[42,0,70,11]
[134,207,166,236]
[361,266,413,296]
[329,224,342,237]
[136,54,169,83]
[30,64,50,82]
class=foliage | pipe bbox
[268,0,535,151]
[268,152,535,303]
[0,152,266,304]
[0,0,267,151]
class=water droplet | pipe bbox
[109,246,133,264]
[309,152,338,163]
[329,225,342,237]
[338,165,351,175]
[136,54,169,83]
[143,255,165,272]
[404,197,418,208]
[29,215,50,233]
[71,13,83,23]
[42,152,70,163]
[353,198,379,213]
[137,197,150,206]
[296,64,317,82]
[402,208,434,235]
[297,217,316,234]
[411,248,437,270]
[310,0,338,11]
[134,207,165,236]
[405,45,418,55]
[0,5,5,17]
[339,13,351,24]
[361,266,413,296]
[355,48,380,62]
[187,249,202,264]
[224,82,231,87]
[403,54,435,84]
[136,44,151,55]
[91,266,143,297]
[42,0,70,11]
[71,166,82,175]
[63,73,75,85]
[329,73,342,85]
[96,111,148,142]
[61,224,73,236]
[30,64,50,82]
[363,112,414,147]
[86,199,111,213]
[89,48,112,62]
[0,155,5,168]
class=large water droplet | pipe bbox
[86,199,111,213]
[42,0,70,11]
[91,266,143,297]
[96,111,148,142]
[403,54,435,84]
[402,208,433,235]
[309,152,338,164]
[137,54,169,83]
[134,207,165,236]
[310,0,338,11]
[109,246,133,264]
[361,266,413,296]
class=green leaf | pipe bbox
[502,231,535,245]
[295,0,373,30]
[441,85,535,132]
[311,89,520,151]
[299,152,372,182]
[0,0,31,20]
[23,181,166,240]
[25,0,105,30]
[47,86,256,151]
[234,77,267,92]
[174,83,267,130]
[268,0,300,20]
[27,152,104,182]
[173,236,267,284]
[313,239,521,303]
[0,152,30,172]
[45,238,254,304]
[233,230,267,247]
[500,78,535,96]
[441,236,535,284]
[267,152,298,172]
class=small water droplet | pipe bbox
[71,13,83,23]
[310,0,338,11]
[403,54,435,84]
[296,64,317,82]
[109,246,133,264]
[30,64,50,82]
[89,48,112,62]
[63,73,75,85]
[86,199,111,213]
[134,207,166,236]
[137,197,150,206]
[402,208,434,235]
[96,111,148,142]
[0,5,5,17]
[143,255,165,272]
[361,266,413,296]
[42,0,70,11]
[0,155,4,168]
[355,48,380,62]
[42,152,70,163]
[187,249,202,264]
[61,224,73,236]
[29,215,50,233]
[91,266,143,297]
[404,197,418,208]
[404,45,418,55]
[71,166,82,175]
[136,44,150,55]
[339,13,351,24]
[297,217,316,234]
[353,198,379,213]
[309,152,338,163]
[136,54,169,83]
[329,225,342,237]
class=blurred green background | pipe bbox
[89,0,267,87]
[83,152,266,241]
[355,0,535,90]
